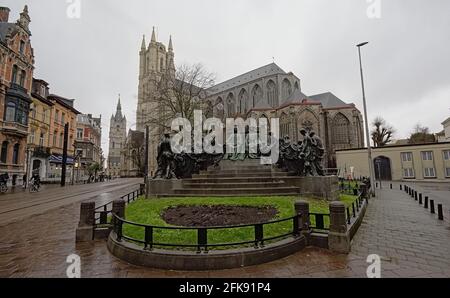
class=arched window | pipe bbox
[12,144,20,164]
[5,102,16,122]
[332,113,350,144]
[280,113,291,138]
[214,97,224,119]
[226,93,235,117]
[251,84,262,108]
[266,80,278,107]
[294,81,300,91]
[282,79,292,99]
[238,89,248,114]
[1,141,8,163]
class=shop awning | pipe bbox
[48,155,75,165]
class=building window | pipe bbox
[11,65,18,84]
[19,70,26,87]
[423,167,436,178]
[5,102,16,122]
[12,144,20,165]
[29,128,35,144]
[1,141,8,163]
[403,168,415,178]
[31,104,37,119]
[266,80,277,107]
[39,133,45,146]
[77,128,83,139]
[61,113,65,125]
[446,168,450,178]
[421,151,433,161]
[53,131,57,146]
[332,113,350,144]
[444,150,450,161]
[59,133,64,148]
[19,40,25,54]
[401,152,413,162]
[55,110,59,123]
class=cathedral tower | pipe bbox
[108,96,127,177]
[136,27,175,132]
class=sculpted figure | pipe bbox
[153,133,177,179]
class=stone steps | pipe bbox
[193,172,288,178]
[185,177,286,184]
[156,193,300,198]
[173,186,300,196]
[182,181,286,189]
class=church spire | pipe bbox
[114,94,123,119]
[141,34,146,50]
[151,26,156,43]
[168,35,173,52]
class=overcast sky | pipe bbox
[3,0,450,157]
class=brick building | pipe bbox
[0,6,34,185]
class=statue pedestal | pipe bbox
[282,176,339,201]
[147,179,182,198]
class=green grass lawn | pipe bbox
[120,195,359,250]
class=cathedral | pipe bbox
[109,28,364,177]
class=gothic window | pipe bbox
[226,93,235,117]
[297,109,319,140]
[12,144,20,165]
[294,81,299,91]
[238,89,248,114]
[266,80,278,107]
[251,84,262,107]
[1,141,8,163]
[214,97,224,119]
[332,113,350,144]
[282,79,292,99]
[280,113,290,138]
[160,57,164,72]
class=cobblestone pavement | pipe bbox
[0,185,449,278]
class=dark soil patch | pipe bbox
[162,205,279,227]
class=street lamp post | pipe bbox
[357,42,376,197]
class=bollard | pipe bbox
[295,201,311,240]
[419,193,422,205]
[76,202,95,242]
[400,185,402,191]
[328,201,350,253]
[414,191,418,201]
[430,200,435,214]
[390,183,393,189]
[424,196,429,209]
[437,204,444,221]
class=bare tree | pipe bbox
[371,117,395,147]
[409,123,436,144]
[143,63,216,131]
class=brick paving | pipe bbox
[0,184,449,278]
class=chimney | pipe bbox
[0,7,10,23]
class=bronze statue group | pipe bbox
[153,128,325,180]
